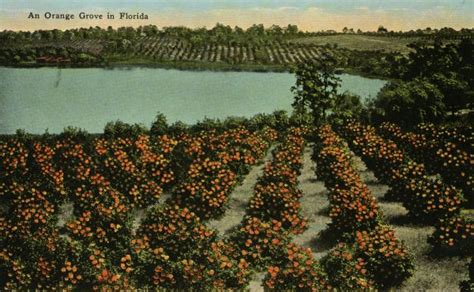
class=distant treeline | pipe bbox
[0,24,472,77]
[1,24,473,45]
[0,46,104,66]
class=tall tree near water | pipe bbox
[291,56,341,127]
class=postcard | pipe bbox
[0,1,472,290]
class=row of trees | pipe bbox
[292,39,473,130]
[357,27,473,39]
[0,46,103,65]
[2,24,472,46]
[0,24,302,45]
[2,25,471,43]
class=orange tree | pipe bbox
[132,204,250,289]
[339,121,470,254]
[313,125,413,288]
[379,122,473,208]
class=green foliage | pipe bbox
[103,120,147,138]
[429,72,471,110]
[321,243,374,290]
[0,46,103,66]
[330,92,363,124]
[289,111,312,128]
[404,41,467,80]
[60,126,89,141]
[150,112,168,136]
[364,39,473,127]
[292,59,341,127]
[14,129,32,141]
[270,110,290,132]
[168,121,188,136]
[374,79,446,128]
[247,112,286,132]
[222,116,250,130]
[191,117,224,133]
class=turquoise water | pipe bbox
[0,67,386,134]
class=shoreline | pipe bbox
[0,60,391,80]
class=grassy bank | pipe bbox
[293,35,416,53]
[106,57,291,73]
[2,59,392,81]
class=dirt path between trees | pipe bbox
[210,148,275,292]
[293,144,332,260]
[207,148,274,236]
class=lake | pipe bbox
[0,67,386,134]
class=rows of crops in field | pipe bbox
[0,126,278,289]
[0,122,472,290]
[339,121,473,255]
[378,122,473,209]
[130,36,346,65]
[1,37,352,67]
[3,36,349,65]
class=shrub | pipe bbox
[429,215,473,255]
[228,217,290,269]
[353,225,414,288]
[340,121,464,224]
[133,205,250,289]
[103,120,147,138]
[150,112,168,136]
[136,205,217,260]
[168,121,188,137]
[314,125,380,238]
[321,243,375,290]
[264,243,331,291]
[248,182,307,234]
[171,158,237,219]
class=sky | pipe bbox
[0,0,473,32]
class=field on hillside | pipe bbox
[292,34,418,53]
[0,120,472,290]
[0,29,416,76]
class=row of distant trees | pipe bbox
[1,24,472,45]
[0,46,103,65]
[0,24,301,44]
[341,26,473,37]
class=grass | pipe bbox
[292,34,418,53]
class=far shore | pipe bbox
[0,61,390,80]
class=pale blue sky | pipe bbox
[1,0,471,12]
[1,0,472,31]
